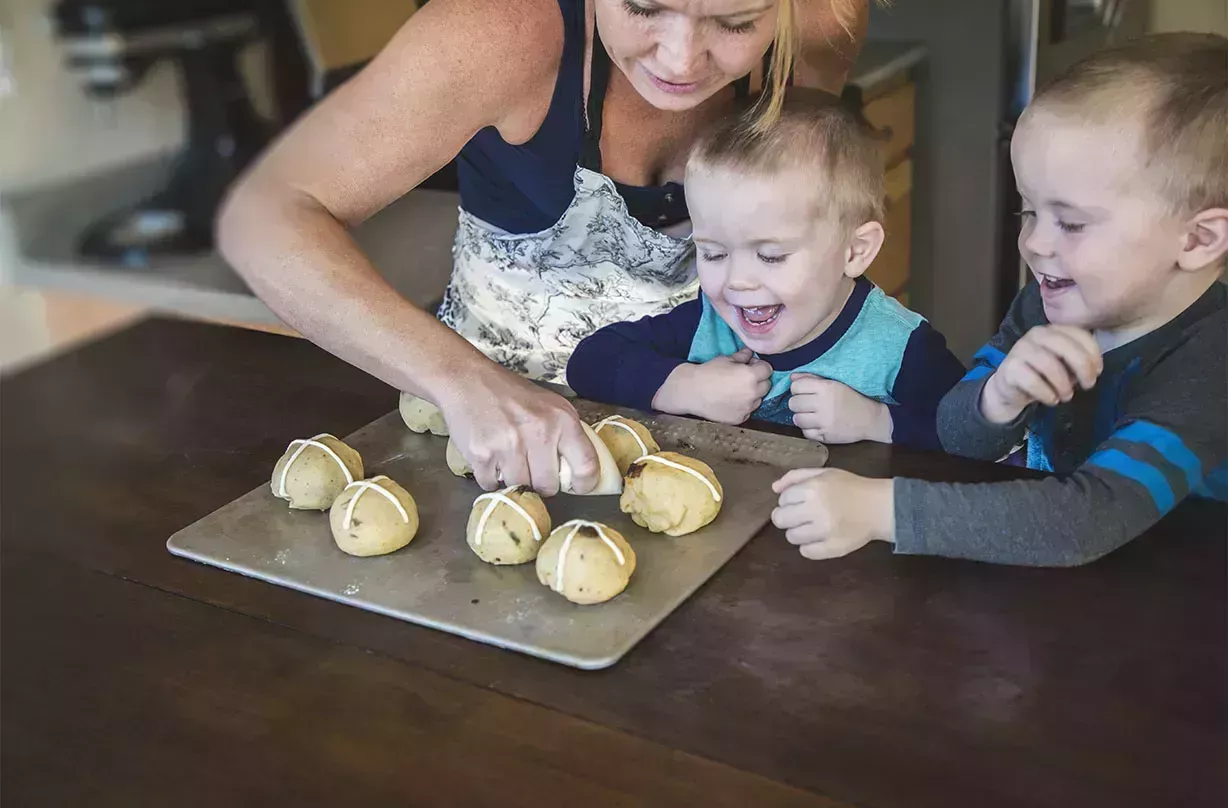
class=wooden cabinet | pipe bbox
[859,80,917,301]
[864,82,916,171]
[874,159,913,298]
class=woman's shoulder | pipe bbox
[417,0,567,67]
[363,0,571,142]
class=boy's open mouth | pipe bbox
[1039,273,1076,292]
[737,304,784,334]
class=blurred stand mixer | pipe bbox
[51,0,310,264]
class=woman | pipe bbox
[217,0,867,494]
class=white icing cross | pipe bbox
[278,433,354,498]
[553,519,625,594]
[342,476,410,529]
[631,455,722,502]
[472,490,544,546]
[592,416,650,459]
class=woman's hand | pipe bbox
[435,363,598,496]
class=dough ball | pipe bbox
[559,421,623,496]
[592,415,660,476]
[445,438,473,478]
[272,433,364,510]
[465,486,552,565]
[536,520,636,605]
[399,392,449,436]
[620,451,723,536]
[329,475,419,557]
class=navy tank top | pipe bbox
[456,0,702,235]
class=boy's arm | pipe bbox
[894,328,1227,567]
[886,322,967,450]
[565,299,703,410]
[937,283,1044,460]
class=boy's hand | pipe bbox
[653,348,773,424]
[788,374,892,444]
[771,468,895,559]
[981,325,1103,424]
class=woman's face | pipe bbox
[596,0,780,111]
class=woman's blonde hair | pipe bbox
[754,0,865,134]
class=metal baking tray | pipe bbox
[168,401,827,669]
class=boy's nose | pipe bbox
[1020,221,1055,259]
[725,263,761,292]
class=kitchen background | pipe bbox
[2,0,1225,373]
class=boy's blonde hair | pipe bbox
[688,88,885,232]
[1031,32,1228,215]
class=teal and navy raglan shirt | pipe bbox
[566,277,966,449]
[896,280,1227,567]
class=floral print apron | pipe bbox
[436,24,699,384]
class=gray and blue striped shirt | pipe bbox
[895,280,1226,567]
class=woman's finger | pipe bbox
[554,413,598,495]
[472,453,502,491]
[496,442,532,491]
[525,435,561,496]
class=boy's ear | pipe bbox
[1178,207,1228,271]
[844,221,885,279]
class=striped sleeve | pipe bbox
[961,344,1007,383]
[1086,421,1210,513]
[935,284,1043,461]
[895,305,1226,567]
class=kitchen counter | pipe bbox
[4,158,461,325]
[3,319,1224,807]
[4,43,925,327]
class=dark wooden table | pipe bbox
[3,319,1225,807]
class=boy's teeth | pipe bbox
[741,305,782,324]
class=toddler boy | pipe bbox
[772,34,1228,566]
[568,91,965,449]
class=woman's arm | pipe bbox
[217,0,599,495]
[794,0,870,93]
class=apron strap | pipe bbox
[580,25,611,172]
